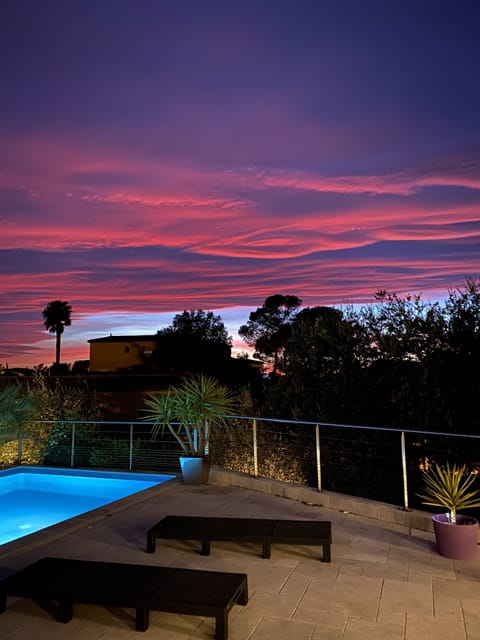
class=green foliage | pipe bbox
[0,375,102,467]
[142,374,236,456]
[41,421,97,466]
[28,374,102,422]
[417,463,480,523]
[0,385,37,435]
[87,437,141,468]
[211,417,312,484]
[0,385,38,463]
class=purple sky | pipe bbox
[1,1,479,367]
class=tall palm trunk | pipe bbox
[56,331,61,365]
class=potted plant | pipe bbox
[417,462,480,560]
[142,374,236,484]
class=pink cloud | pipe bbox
[2,133,480,262]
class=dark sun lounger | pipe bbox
[0,557,248,640]
[146,515,332,562]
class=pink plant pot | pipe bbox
[432,514,479,560]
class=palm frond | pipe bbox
[141,375,236,456]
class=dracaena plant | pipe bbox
[417,463,480,524]
[142,374,236,457]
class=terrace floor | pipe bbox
[1,477,480,640]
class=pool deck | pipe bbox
[1,476,480,640]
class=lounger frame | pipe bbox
[146,515,332,561]
[0,557,248,640]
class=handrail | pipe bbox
[18,416,480,441]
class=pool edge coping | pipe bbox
[0,472,179,561]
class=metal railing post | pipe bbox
[70,423,76,468]
[401,431,409,510]
[253,418,258,477]
[129,423,133,471]
[315,424,322,491]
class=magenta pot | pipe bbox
[432,514,479,560]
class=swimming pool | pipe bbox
[0,466,173,545]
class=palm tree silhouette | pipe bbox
[42,300,72,366]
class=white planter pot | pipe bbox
[179,456,211,485]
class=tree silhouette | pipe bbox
[159,309,231,345]
[42,300,72,366]
[239,294,301,374]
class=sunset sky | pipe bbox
[1,1,480,367]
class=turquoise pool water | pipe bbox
[0,466,172,545]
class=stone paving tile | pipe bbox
[405,613,467,640]
[304,575,338,594]
[380,578,434,616]
[311,616,348,640]
[388,544,433,565]
[271,556,300,569]
[292,557,339,578]
[224,606,263,640]
[113,610,203,640]
[249,616,315,640]
[434,594,464,619]
[239,590,302,620]
[434,576,480,600]
[242,561,294,593]
[410,556,456,580]
[294,573,383,623]
[278,572,311,599]
[292,590,336,624]
[343,615,406,640]
[0,609,26,639]
[455,562,480,581]
[330,573,383,620]
[341,537,390,563]
[433,577,464,619]
[337,558,365,576]
[462,598,480,638]
[361,558,409,580]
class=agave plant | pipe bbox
[142,374,236,457]
[417,463,480,524]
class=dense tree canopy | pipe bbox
[239,294,301,373]
[256,281,480,435]
[159,310,232,346]
[153,309,260,390]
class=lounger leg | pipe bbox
[201,538,211,555]
[323,542,331,563]
[215,610,228,640]
[146,531,156,553]
[135,607,149,631]
[262,539,271,559]
[237,582,249,606]
[58,600,73,623]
